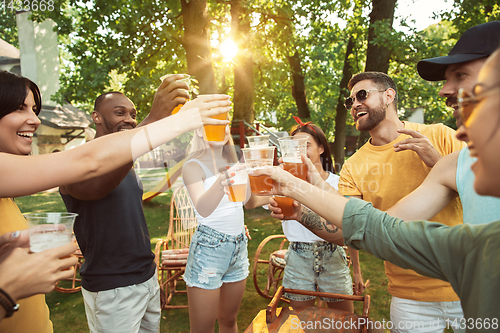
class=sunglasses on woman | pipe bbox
[458,84,500,127]
[344,89,386,110]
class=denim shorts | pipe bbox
[282,241,353,302]
[183,224,249,290]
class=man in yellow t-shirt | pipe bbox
[339,72,466,332]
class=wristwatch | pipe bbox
[0,288,19,317]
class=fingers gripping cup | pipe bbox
[25,212,78,253]
[274,195,295,218]
[278,136,308,181]
[247,135,270,148]
[160,74,191,115]
[242,146,276,196]
[227,164,248,202]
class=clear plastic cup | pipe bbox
[25,212,78,253]
[247,135,269,148]
[203,111,228,142]
[274,195,294,218]
[242,146,276,195]
[278,136,308,181]
[227,163,248,202]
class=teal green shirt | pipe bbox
[456,147,500,225]
[343,198,500,328]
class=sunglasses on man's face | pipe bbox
[344,89,386,110]
[458,84,500,127]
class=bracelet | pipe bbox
[0,288,19,318]
[143,127,153,151]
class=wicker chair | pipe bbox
[253,235,369,306]
[243,286,372,333]
[54,239,84,293]
[154,185,198,309]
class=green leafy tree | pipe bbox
[33,0,189,118]
[0,10,18,47]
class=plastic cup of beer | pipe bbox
[160,74,191,115]
[227,163,248,202]
[25,212,78,253]
[203,111,228,142]
[242,146,276,195]
[274,195,295,218]
[247,135,269,148]
[278,136,308,181]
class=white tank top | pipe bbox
[183,159,244,235]
[281,172,340,242]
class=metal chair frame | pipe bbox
[253,234,369,306]
[55,242,84,293]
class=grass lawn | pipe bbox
[15,189,392,332]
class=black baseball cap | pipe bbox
[417,21,500,81]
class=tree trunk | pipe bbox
[332,36,355,173]
[181,0,217,94]
[364,0,396,73]
[231,0,254,124]
[287,50,310,119]
[358,0,396,148]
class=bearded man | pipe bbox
[338,71,466,332]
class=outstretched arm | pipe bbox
[1,95,231,198]
[387,151,459,221]
[251,165,348,231]
[183,162,228,218]
[255,163,467,287]
[267,194,344,246]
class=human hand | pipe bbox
[181,94,231,126]
[244,225,252,240]
[300,155,326,187]
[278,155,325,189]
[394,129,442,167]
[353,271,365,295]
[0,243,78,302]
[0,230,30,251]
[150,74,191,119]
[268,196,301,220]
[220,163,247,191]
[249,166,303,197]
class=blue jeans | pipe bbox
[184,224,249,290]
[283,241,353,302]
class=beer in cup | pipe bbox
[274,195,295,218]
[242,146,276,195]
[203,112,228,142]
[227,163,248,202]
[278,136,308,181]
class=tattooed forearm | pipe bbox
[301,207,340,234]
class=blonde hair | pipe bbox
[186,127,238,164]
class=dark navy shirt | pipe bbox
[61,169,155,292]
